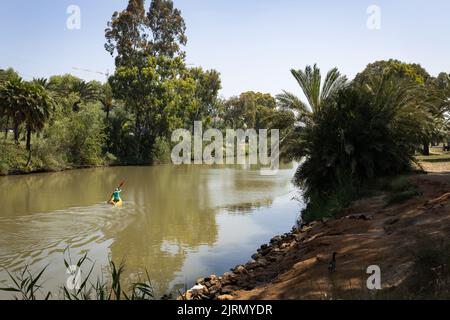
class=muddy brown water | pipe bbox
[0,164,300,298]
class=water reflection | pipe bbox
[0,164,300,298]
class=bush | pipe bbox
[0,142,28,173]
[106,105,139,164]
[40,103,106,167]
[150,137,172,164]
[0,161,9,175]
[32,139,67,171]
[293,77,428,222]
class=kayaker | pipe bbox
[111,187,122,204]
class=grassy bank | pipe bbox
[0,141,112,176]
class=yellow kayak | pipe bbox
[109,197,123,207]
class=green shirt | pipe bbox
[113,190,122,200]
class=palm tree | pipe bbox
[71,80,100,111]
[100,83,116,120]
[0,79,53,150]
[22,83,53,151]
[275,65,347,159]
[0,78,26,144]
[276,64,348,122]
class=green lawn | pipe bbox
[416,152,450,163]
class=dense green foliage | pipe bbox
[284,62,450,222]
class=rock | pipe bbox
[222,272,237,285]
[177,291,193,300]
[270,235,282,244]
[209,282,222,292]
[258,258,268,267]
[221,286,239,294]
[217,294,234,301]
[209,289,218,297]
[191,284,207,294]
[280,242,290,249]
[196,277,205,285]
[246,261,260,270]
[251,253,262,260]
[234,265,248,274]
[301,225,312,233]
[258,243,273,256]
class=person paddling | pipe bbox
[111,187,122,204]
[109,181,124,205]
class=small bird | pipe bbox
[328,252,337,273]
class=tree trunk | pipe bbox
[26,125,32,151]
[13,122,19,145]
[4,116,9,139]
[422,141,430,156]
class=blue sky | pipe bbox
[1,0,449,97]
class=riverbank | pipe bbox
[184,169,450,300]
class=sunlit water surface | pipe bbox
[0,164,301,298]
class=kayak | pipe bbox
[109,198,123,207]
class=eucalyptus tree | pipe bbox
[105,0,222,163]
[105,0,187,68]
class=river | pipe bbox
[0,164,301,298]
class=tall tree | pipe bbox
[189,67,222,126]
[0,68,20,138]
[105,0,147,67]
[105,0,196,164]
[70,80,101,112]
[276,64,347,122]
[146,0,187,58]
[223,92,277,129]
[105,0,187,67]
[355,59,438,155]
[109,56,197,163]
[0,79,53,150]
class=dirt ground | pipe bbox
[226,161,450,300]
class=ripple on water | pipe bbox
[0,202,138,272]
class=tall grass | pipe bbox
[0,250,154,300]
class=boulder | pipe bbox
[251,253,262,260]
[222,272,237,285]
[234,265,248,274]
[270,235,282,244]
